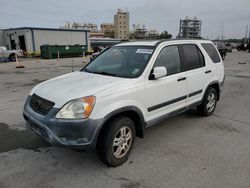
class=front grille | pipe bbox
[30,94,55,115]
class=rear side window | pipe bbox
[201,43,221,63]
[181,44,205,71]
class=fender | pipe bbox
[102,106,146,138]
[203,81,220,101]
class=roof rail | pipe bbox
[154,38,211,47]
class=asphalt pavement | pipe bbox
[0,52,250,188]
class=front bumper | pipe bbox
[23,96,104,150]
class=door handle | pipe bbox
[205,70,212,74]
[177,77,186,81]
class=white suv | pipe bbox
[23,40,224,166]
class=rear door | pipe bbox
[180,44,207,106]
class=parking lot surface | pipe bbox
[0,52,250,188]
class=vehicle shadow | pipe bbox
[40,108,205,168]
[0,109,215,187]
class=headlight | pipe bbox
[55,96,95,119]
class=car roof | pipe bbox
[115,39,212,47]
[116,41,159,47]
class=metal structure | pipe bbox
[178,16,202,39]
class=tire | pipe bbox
[9,54,16,62]
[221,52,226,60]
[96,116,136,167]
[197,87,217,116]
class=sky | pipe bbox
[0,0,250,39]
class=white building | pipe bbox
[2,27,90,52]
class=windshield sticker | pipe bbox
[136,49,153,54]
[132,68,140,75]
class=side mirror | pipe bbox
[150,67,167,80]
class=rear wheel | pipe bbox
[9,54,16,61]
[221,52,226,60]
[96,116,135,167]
[197,87,217,116]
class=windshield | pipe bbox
[83,46,154,78]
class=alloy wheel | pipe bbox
[206,92,216,112]
[112,126,132,159]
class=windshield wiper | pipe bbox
[83,69,118,77]
[83,68,94,73]
[96,71,118,77]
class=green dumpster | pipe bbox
[40,45,87,59]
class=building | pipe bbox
[2,27,90,52]
[0,29,6,46]
[90,38,123,49]
[132,24,147,40]
[89,32,105,38]
[61,22,98,32]
[148,30,159,40]
[61,22,105,39]
[130,24,159,40]
[178,16,202,39]
[101,23,115,38]
[114,9,129,40]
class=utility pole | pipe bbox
[245,25,248,43]
[248,25,250,43]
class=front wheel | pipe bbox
[96,116,135,167]
[197,87,217,116]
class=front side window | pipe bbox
[182,44,205,71]
[83,46,154,78]
[153,45,181,76]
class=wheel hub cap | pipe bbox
[112,126,132,159]
[206,92,216,112]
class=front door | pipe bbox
[146,45,188,122]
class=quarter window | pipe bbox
[201,43,221,63]
[182,44,205,71]
[153,45,181,75]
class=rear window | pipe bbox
[201,43,221,63]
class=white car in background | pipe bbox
[0,46,23,61]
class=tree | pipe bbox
[159,31,172,39]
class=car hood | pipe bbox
[30,71,128,108]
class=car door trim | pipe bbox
[146,100,202,127]
[188,89,203,98]
[148,95,188,112]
